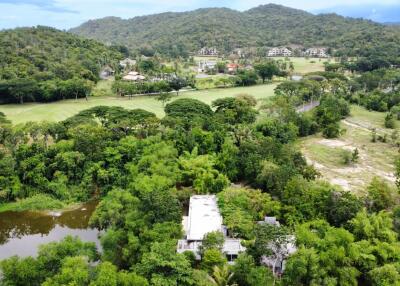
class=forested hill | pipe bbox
[0,26,123,103]
[70,4,400,57]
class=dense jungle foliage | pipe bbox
[0,26,123,103]
[71,4,400,60]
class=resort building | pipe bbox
[267,47,292,57]
[122,71,146,81]
[198,47,219,56]
[303,48,329,58]
[177,195,246,263]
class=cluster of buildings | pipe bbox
[198,47,219,56]
[177,195,297,274]
[267,47,329,58]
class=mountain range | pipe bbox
[70,4,400,57]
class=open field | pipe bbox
[301,105,398,194]
[274,57,331,74]
[0,84,277,124]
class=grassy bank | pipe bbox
[0,194,67,213]
[0,84,277,124]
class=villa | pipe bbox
[303,48,329,58]
[267,47,292,57]
[177,195,246,263]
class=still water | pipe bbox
[0,200,100,260]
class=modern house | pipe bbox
[177,195,246,263]
[119,58,137,69]
[198,47,219,56]
[303,48,329,58]
[258,217,297,275]
[122,71,146,81]
[267,47,292,57]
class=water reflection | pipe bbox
[0,200,100,260]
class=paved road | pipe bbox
[296,101,320,113]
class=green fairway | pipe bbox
[0,84,277,124]
[274,57,330,74]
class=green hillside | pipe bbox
[70,4,400,58]
[0,26,123,103]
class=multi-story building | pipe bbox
[303,48,329,58]
[267,47,293,57]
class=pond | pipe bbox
[0,200,101,260]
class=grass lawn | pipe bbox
[0,84,277,124]
[274,57,332,74]
[300,105,398,194]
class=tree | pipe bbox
[207,265,234,286]
[0,256,41,286]
[201,248,227,273]
[326,191,363,227]
[253,223,293,277]
[0,78,39,104]
[169,77,187,95]
[200,231,225,254]
[254,62,280,83]
[165,98,213,120]
[235,70,258,86]
[366,177,397,212]
[396,157,400,189]
[156,92,173,107]
[212,96,258,125]
[350,210,397,242]
[368,264,400,286]
[283,247,321,286]
[136,241,195,286]
[42,256,91,286]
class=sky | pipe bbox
[0,0,399,30]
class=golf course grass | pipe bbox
[0,83,277,124]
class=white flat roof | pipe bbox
[186,195,223,240]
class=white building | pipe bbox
[198,47,219,56]
[304,48,328,58]
[268,47,292,57]
[177,195,246,263]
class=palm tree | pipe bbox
[208,265,236,286]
